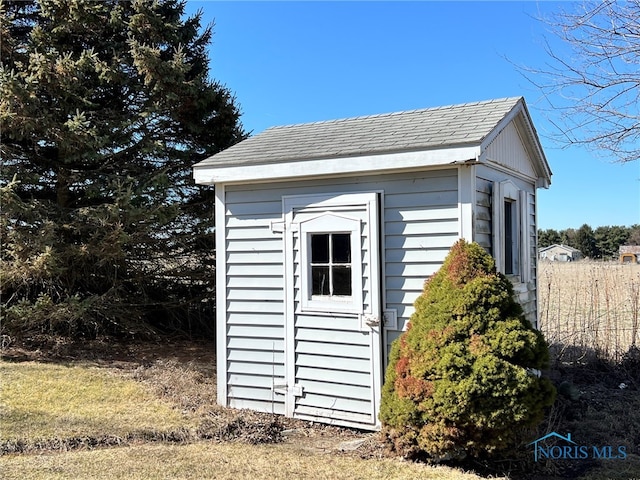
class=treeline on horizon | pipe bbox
[538,224,640,260]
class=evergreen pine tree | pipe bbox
[379,240,555,460]
[1,0,246,337]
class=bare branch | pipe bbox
[520,0,640,163]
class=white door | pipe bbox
[281,192,382,429]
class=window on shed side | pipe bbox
[493,180,529,281]
[504,199,516,275]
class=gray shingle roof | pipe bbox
[195,97,523,168]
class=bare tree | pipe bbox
[530,0,640,163]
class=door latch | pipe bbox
[360,314,380,329]
[272,383,304,397]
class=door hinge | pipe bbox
[272,383,304,397]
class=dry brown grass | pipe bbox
[131,359,218,414]
[538,261,640,361]
[0,359,290,453]
[535,261,640,479]
[0,361,193,443]
[0,358,498,480]
[1,442,495,480]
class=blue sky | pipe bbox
[186,1,639,231]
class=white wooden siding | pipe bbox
[381,171,459,345]
[223,186,286,414]
[475,177,493,253]
[221,169,460,413]
[285,193,380,427]
[485,121,537,179]
[520,191,538,326]
[294,312,373,420]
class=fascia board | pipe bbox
[478,156,540,184]
[193,145,481,185]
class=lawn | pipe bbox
[0,361,193,442]
[1,442,489,480]
[0,355,494,480]
[2,348,639,480]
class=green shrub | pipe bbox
[379,239,556,460]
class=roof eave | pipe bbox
[193,145,482,185]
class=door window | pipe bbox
[310,233,352,297]
[298,212,362,314]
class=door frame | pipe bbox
[282,191,384,427]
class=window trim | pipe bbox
[299,212,362,314]
[493,180,522,280]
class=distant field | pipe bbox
[538,261,640,361]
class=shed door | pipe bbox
[282,192,382,429]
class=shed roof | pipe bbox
[620,245,640,254]
[194,97,552,185]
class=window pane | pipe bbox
[332,233,351,263]
[311,234,329,263]
[312,266,330,295]
[332,266,352,296]
[504,200,513,275]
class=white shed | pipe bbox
[193,97,552,430]
[539,244,583,262]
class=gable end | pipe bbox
[483,120,537,179]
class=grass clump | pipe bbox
[379,240,556,460]
[131,359,217,414]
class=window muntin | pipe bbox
[310,233,352,297]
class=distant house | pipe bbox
[193,97,552,430]
[539,244,582,262]
[619,246,640,264]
